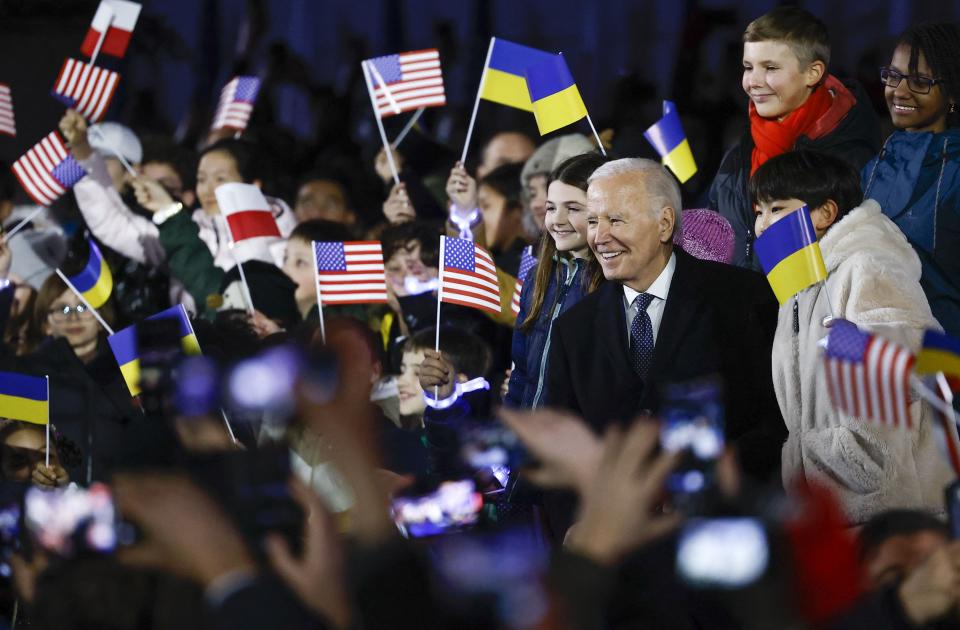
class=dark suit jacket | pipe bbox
[545,248,785,482]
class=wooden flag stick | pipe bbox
[4,206,45,241]
[310,241,326,344]
[361,61,400,186]
[461,37,496,165]
[54,268,115,335]
[393,107,424,148]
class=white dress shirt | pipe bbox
[623,252,677,345]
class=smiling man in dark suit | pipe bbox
[544,158,785,483]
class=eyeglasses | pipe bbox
[879,67,944,95]
[47,304,93,322]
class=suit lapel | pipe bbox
[648,250,703,379]
[595,281,634,374]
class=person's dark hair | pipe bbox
[479,162,524,211]
[199,138,261,183]
[289,219,356,244]
[857,509,950,560]
[405,326,491,379]
[380,221,441,269]
[0,421,82,471]
[748,150,863,227]
[895,22,960,128]
[140,135,198,191]
[743,7,831,67]
[520,152,607,333]
[33,263,116,336]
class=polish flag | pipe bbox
[215,183,282,243]
[80,0,142,59]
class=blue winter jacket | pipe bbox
[862,129,960,337]
[505,256,591,409]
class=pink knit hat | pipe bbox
[673,209,735,264]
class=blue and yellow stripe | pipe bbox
[480,38,556,112]
[916,330,960,378]
[525,54,587,135]
[643,101,697,183]
[0,371,48,425]
[755,207,827,305]
[108,305,202,396]
[68,239,113,308]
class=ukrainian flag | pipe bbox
[0,372,48,425]
[754,207,827,305]
[68,239,113,308]
[916,330,960,378]
[525,55,587,135]
[108,304,202,396]
[480,38,556,112]
[643,101,698,184]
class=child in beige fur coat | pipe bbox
[749,150,955,525]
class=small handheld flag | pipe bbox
[0,83,15,137]
[525,54,588,136]
[314,241,388,305]
[67,239,113,309]
[0,372,48,425]
[51,58,120,123]
[438,236,502,315]
[12,132,87,207]
[916,330,960,378]
[80,0,142,60]
[108,305,201,396]
[755,207,827,305]
[823,319,915,428]
[511,246,537,316]
[364,49,445,118]
[211,76,261,132]
[480,38,555,112]
[215,183,282,243]
[644,101,698,183]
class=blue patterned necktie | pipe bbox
[630,293,656,378]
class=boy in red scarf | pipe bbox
[708,7,880,270]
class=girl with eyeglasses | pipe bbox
[31,274,112,365]
[862,23,960,338]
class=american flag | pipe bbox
[364,49,445,118]
[11,131,87,206]
[511,246,537,316]
[50,58,120,122]
[439,236,502,315]
[0,84,14,137]
[313,241,389,305]
[823,319,916,428]
[211,76,260,131]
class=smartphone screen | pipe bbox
[659,378,725,504]
[676,518,769,588]
[391,479,484,538]
[23,483,133,556]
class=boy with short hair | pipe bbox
[749,149,951,524]
[710,6,880,270]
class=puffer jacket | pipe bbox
[862,128,960,338]
[774,200,954,524]
[709,76,880,270]
[505,256,591,409]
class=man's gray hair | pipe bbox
[587,158,683,233]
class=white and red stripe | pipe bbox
[51,58,120,122]
[824,324,915,429]
[314,241,389,305]
[11,131,86,206]
[439,236,502,315]
[80,0,142,59]
[364,49,445,118]
[0,84,14,137]
[215,183,281,243]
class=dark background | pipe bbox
[1,0,958,209]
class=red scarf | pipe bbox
[749,81,834,175]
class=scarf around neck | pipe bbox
[749,80,834,175]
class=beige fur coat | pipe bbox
[773,200,954,524]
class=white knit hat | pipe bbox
[88,122,143,164]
